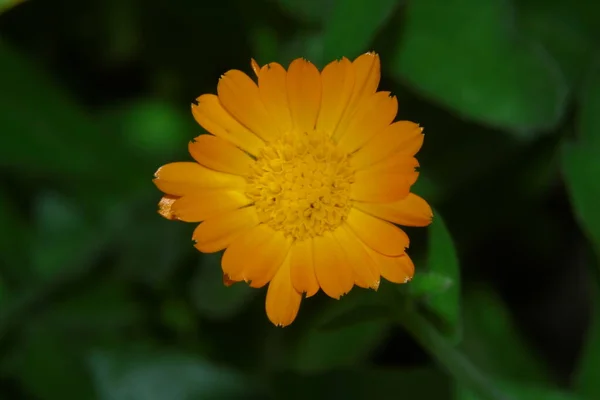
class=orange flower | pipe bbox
[153,53,433,327]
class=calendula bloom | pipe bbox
[154,53,432,327]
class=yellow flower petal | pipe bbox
[287,58,322,133]
[366,154,420,187]
[365,247,415,284]
[157,53,431,328]
[153,162,246,196]
[313,231,354,299]
[351,52,381,102]
[192,206,259,253]
[351,167,412,203]
[317,57,355,135]
[172,190,251,222]
[258,62,293,134]
[188,135,253,176]
[223,273,236,287]
[336,91,398,154]
[346,208,409,256]
[217,70,280,142]
[222,224,291,287]
[290,239,319,297]
[352,121,424,170]
[250,58,260,77]
[334,225,380,289]
[332,52,381,137]
[192,94,264,156]
[266,253,302,327]
[157,195,179,220]
[354,193,433,227]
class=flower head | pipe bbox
[154,53,432,326]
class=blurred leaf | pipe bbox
[577,62,600,150]
[461,287,551,383]
[280,30,325,68]
[408,272,453,297]
[422,213,460,339]
[0,41,134,179]
[291,290,389,372]
[10,324,96,400]
[31,192,90,279]
[561,66,600,258]
[190,252,257,320]
[251,25,279,66]
[393,0,567,133]
[561,64,600,351]
[101,98,194,158]
[0,0,25,14]
[323,0,399,61]
[160,298,197,337]
[89,349,258,400]
[574,275,600,399]
[275,367,451,400]
[318,304,388,331]
[274,0,334,24]
[516,0,596,88]
[118,204,190,285]
[292,319,388,372]
[412,173,444,206]
[253,26,325,68]
[41,282,143,332]
[456,381,585,400]
[0,190,32,284]
[0,275,6,303]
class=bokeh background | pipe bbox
[1,0,599,399]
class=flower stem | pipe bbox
[396,307,512,400]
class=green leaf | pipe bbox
[461,288,551,383]
[31,192,91,279]
[291,290,390,372]
[392,0,568,133]
[159,298,197,337]
[562,145,600,260]
[0,41,141,182]
[422,212,461,338]
[515,0,597,88]
[190,252,257,320]
[251,25,279,66]
[275,367,451,400]
[0,0,25,15]
[577,62,600,150]
[274,0,335,24]
[0,190,32,284]
[574,273,600,399]
[411,173,444,205]
[562,62,600,268]
[323,0,399,61]
[0,41,98,177]
[117,211,190,285]
[8,324,96,400]
[0,276,6,305]
[408,272,453,297]
[89,349,259,400]
[317,304,388,331]
[456,381,585,400]
[41,282,143,332]
[101,98,194,158]
[397,307,507,400]
[280,30,326,68]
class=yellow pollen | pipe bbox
[246,131,355,241]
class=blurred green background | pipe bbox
[1,0,600,399]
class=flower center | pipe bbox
[246,131,354,242]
